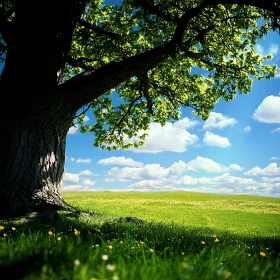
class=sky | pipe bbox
[63,30,280,197]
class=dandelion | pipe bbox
[181,252,185,255]
[74,229,79,236]
[201,241,206,245]
[106,264,116,271]
[108,245,113,249]
[214,238,219,243]
[74,259,80,266]
[3,233,7,237]
[57,237,62,241]
[224,270,232,279]
[260,252,266,257]
[11,227,16,231]
[48,231,53,236]
[140,241,144,244]
[149,249,154,253]
[0,226,4,231]
[102,255,109,261]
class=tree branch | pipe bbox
[77,18,121,39]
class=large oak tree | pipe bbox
[0,0,279,218]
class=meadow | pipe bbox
[0,191,279,280]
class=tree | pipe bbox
[0,0,279,218]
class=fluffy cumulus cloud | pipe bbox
[244,126,251,132]
[82,179,95,186]
[244,163,280,176]
[173,117,200,129]
[185,157,243,173]
[127,121,199,153]
[253,95,280,123]
[106,157,243,183]
[98,156,143,167]
[63,173,79,182]
[203,112,238,130]
[255,43,279,57]
[78,170,94,176]
[203,131,231,148]
[61,185,95,192]
[68,126,79,134]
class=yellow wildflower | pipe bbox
[149,249,154,253]
[181,252,185,255]
[11,227,16,231]
[119,240,123,244]
[74,229,79,236]
[90,278,97,280]
[0,226,4,231]
[57,237,62,241]
[48,231,53,236]
[140,241,144,244]
[214,238,219,243]
[3,233,7,237]
[201,241,206,245]
[108,245,113,249]
[260,252,266,257]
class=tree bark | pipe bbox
[0,99,76,218]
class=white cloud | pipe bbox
[61,185,93,191]
[255,44,264,56]
[105,178,115,182]
[127,121,199,153]
[78,170,94,176]
[271,157,280,160]
[203,131,231,148]
[63,173,79,182]
[244,163,280,176]
[82,179,95,186]
[268,44,279,55]
[98,156,143,167]
[253,95,280,123]
[261,177,280,183]
[70,157,75,162]
[173,117,200,129]
[271,127,280,134]
[229,164,244,171]
[244,126,251,132]
[76,158,91,164]
[68,125,79,134]
[275,68,280,78]
[203,112,238,130]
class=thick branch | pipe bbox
[59,41,176,108]
[77,18,121,39]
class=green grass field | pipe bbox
[63,191,280,236]
[0,191,279,280]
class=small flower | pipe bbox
[0,226,4,231]
[97,229,101,232]
[74,259,80,266]
[57,237,62,241]
[3,233,7,237]
[48,231,53,236]
[214,238,219,243]
[181,252,185,255]
[90,278,97,280]
[140,241,144,244]
[108,245,113,249]
[149,249,154,253]
[102,255,109,261]
[201,241,206,245]
[11,227,16,231]
[112,276,119,280]
[131,246,135,249]
[106,264,116,271]
[266,248,269,251]
[74,229,79,236]
[260,252,266,257]
[119,240,123,244]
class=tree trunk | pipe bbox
[0,99,76,218]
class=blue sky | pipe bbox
[63,30,280,197]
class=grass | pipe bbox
[0,191,279,280]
